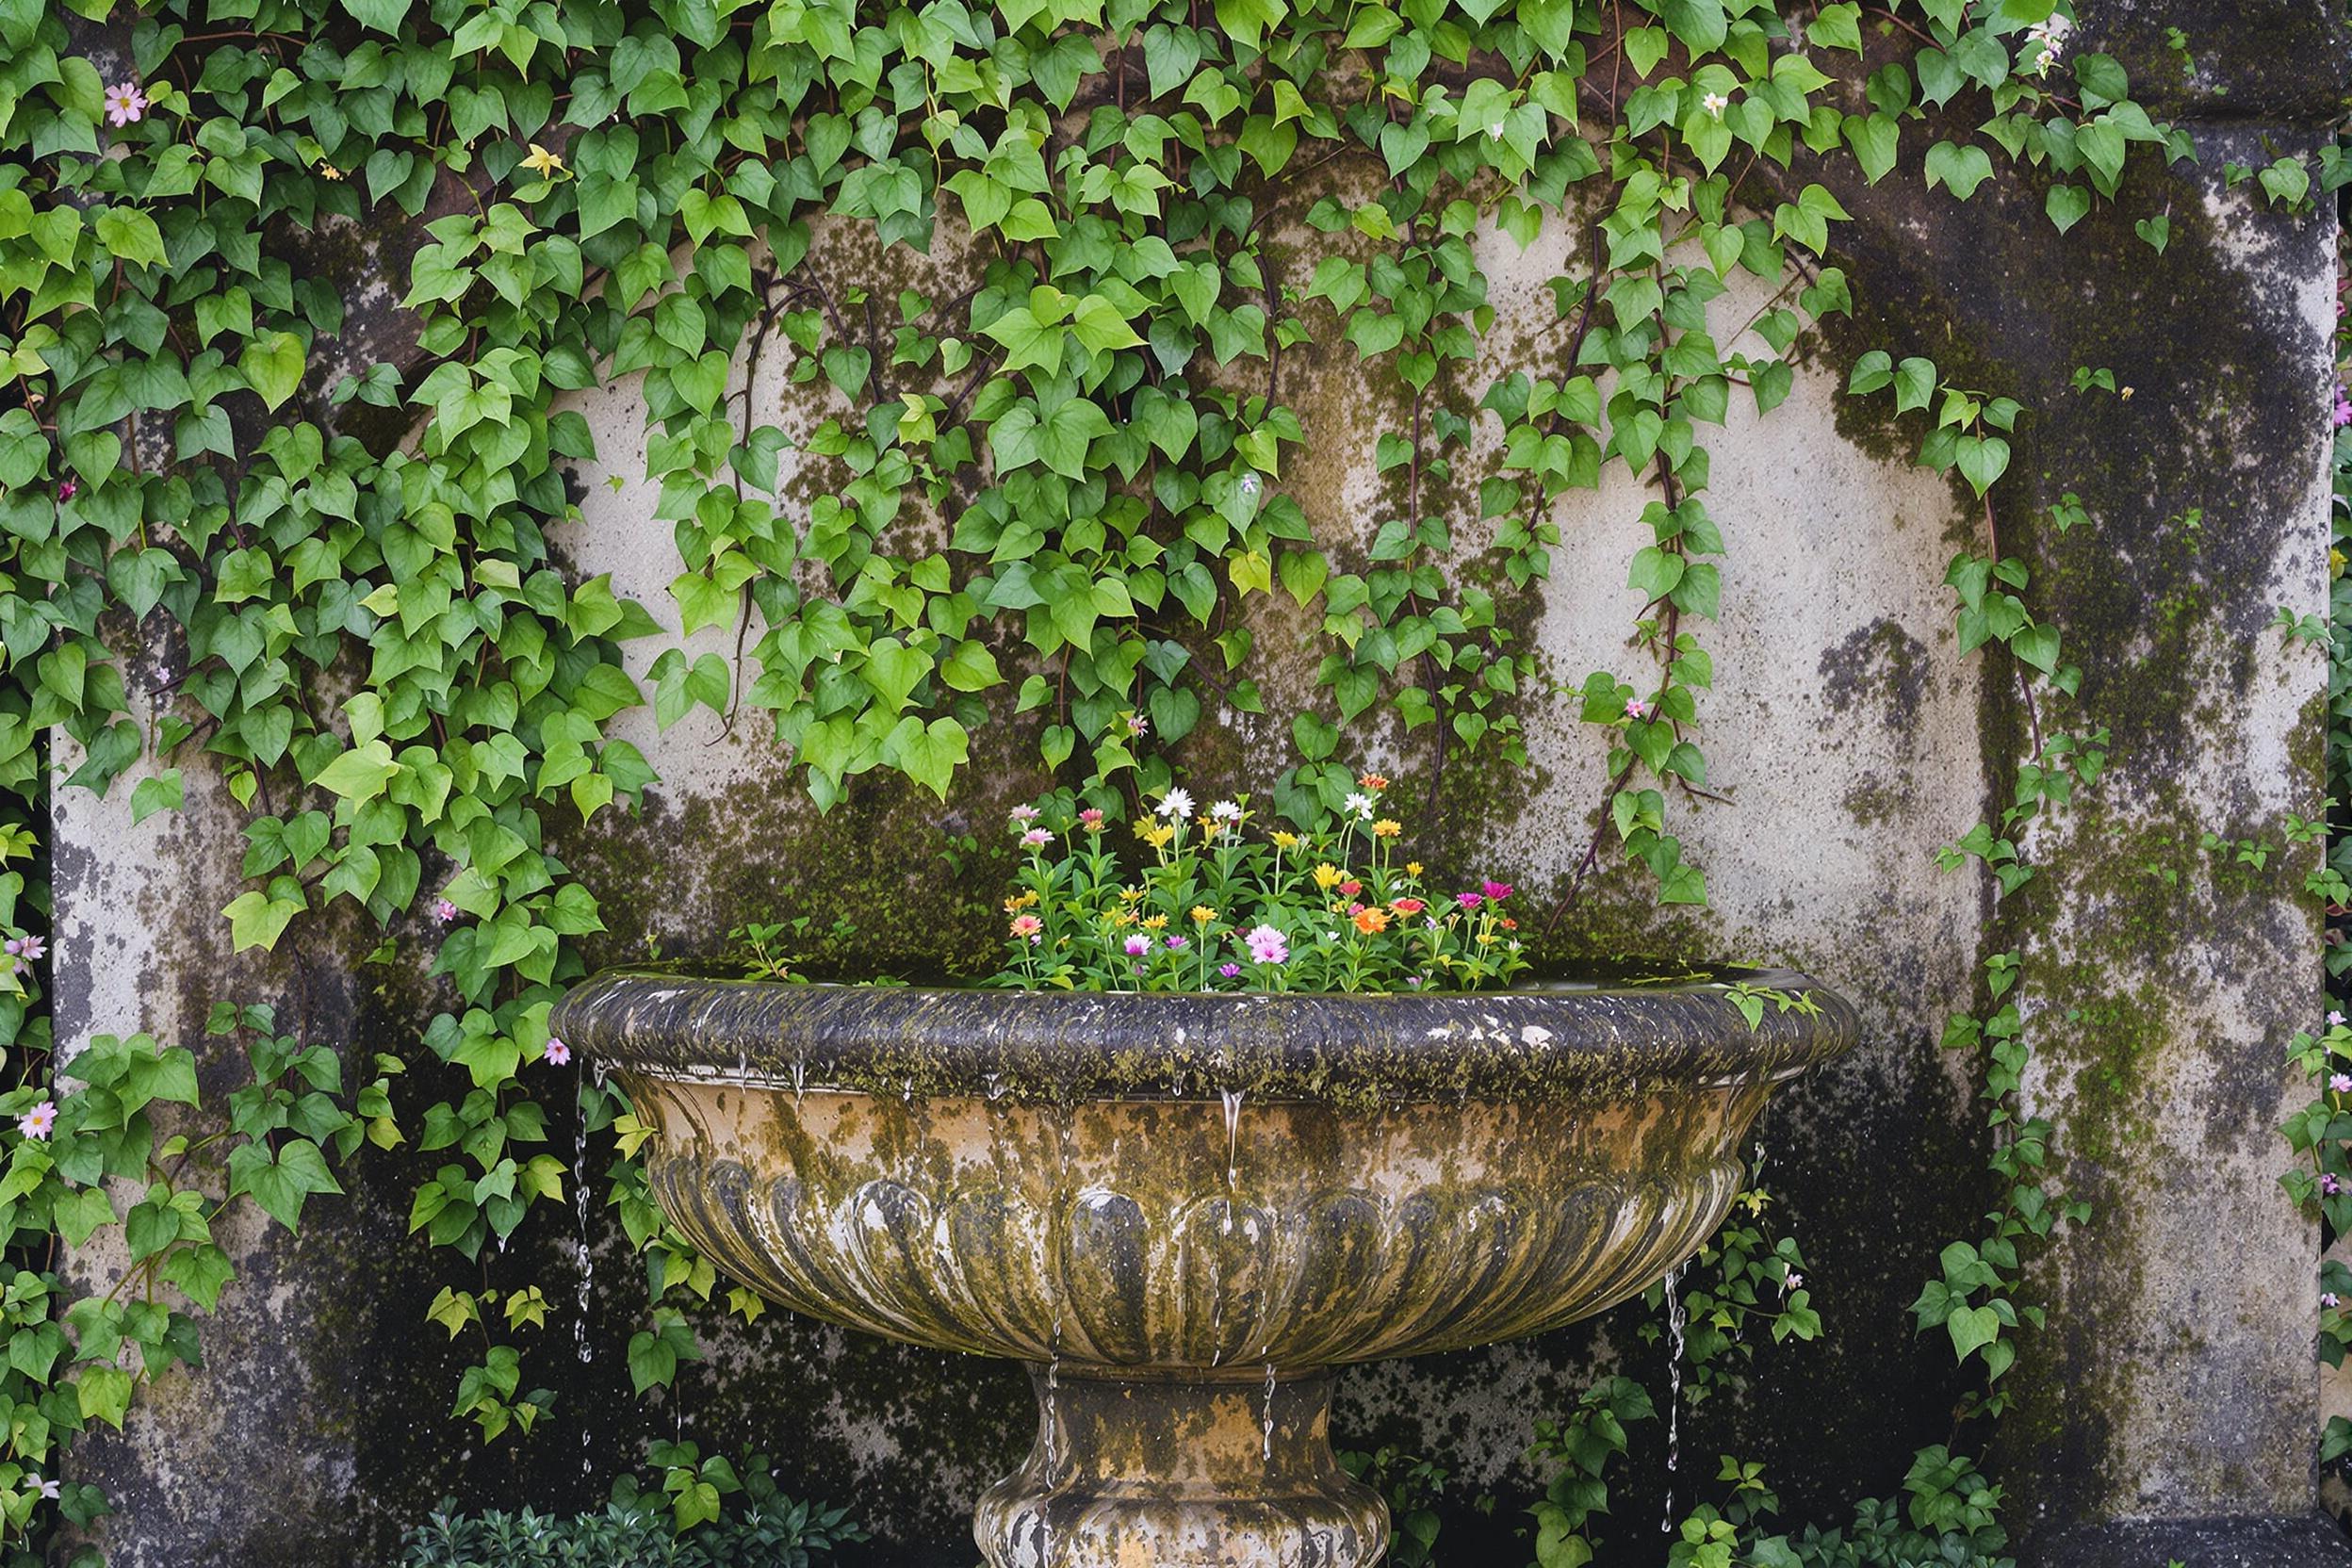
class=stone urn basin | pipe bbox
[550,966,1855,1568]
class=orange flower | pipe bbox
[1353,906,1390,935]
[1359,772,1389,792]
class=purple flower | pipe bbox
[10,935,44,962]
[2331,1073,2351,1095]
[1405,975,1423,988]
[1164,935,1189,951]
[544,1037,571,1066]
[2330,1010,2345,1028]
[1218,962,1242,979]
[1481,880,1513,902]
[2326,1173,2344,1196]
[1123,934,1150,957]
[1244,924,1288,965]
[1455,891,1483,910]
[2335,386,2351,429]
[102,80,147,128]
[433,898,459,924]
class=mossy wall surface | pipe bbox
[41,5,2352,1565]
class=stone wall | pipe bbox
[48,5,2352,1565]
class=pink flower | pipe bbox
[1008,804,1040,825]
[18,1101,55,1140]
[2335,386,2351,429]
[56,479,75,502]
[1021,827,1054,849]
[1165,935,1189,951]
[1244,924,1288,965]
[2330,1010,2345,1028]
[433,899,459,923]
[1455,891,1483,910]
[1010,913,1043,939]
[1126,714,1150,737]
[1078,808,1105,831]
[102,80,147,128]
[1625,696,1649,719]
[1785,1270,1805,1291]
[1405,975,1423,988]
[2331,1073,2351,1095]
[2327,1173,2344,1196]
[1123,934,1150,957]
[544,1037,571,1066]
[1481,880,1513,901]
[8,935,43,962]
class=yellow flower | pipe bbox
[1142,914,1168,930]
[317,161,342,180]
[1200,820,1224,839]
[1406,860,1424,877]
[1190,905,1217,924]
[521,142,566,178]
[1115,909,1138,927]
[1271,831,1299,850]
[1312,862,1344,890]
[1119,886,1146,903]
[1002,891,1038,913]
[1140,824,1175,850]
[1373,819,1402,838]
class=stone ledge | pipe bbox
[2031,1511,2352,1568]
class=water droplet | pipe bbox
[1662,1262,1687,1532]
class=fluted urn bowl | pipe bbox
[551,966,1855,1568]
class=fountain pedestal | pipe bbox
[549,972,1855,1568]
[976,1368,1384,1568]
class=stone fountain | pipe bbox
[550,968,1855,1568]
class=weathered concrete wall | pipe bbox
[47,4,2352,1565]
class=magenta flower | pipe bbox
[56,478,75,502]
[1078,808,1105,830]
[1481,880,1513,901]
[1455,891,1483,910]
[1244,924,1288,965]
[544,1037,571,1066]
[17,1101,55,1140]
[2335,385,2351,429]
[433,898,459,923]
[1123,934,1150,957]
[102,80,148,127]
[1165,935,1188,951]
[1217,962,1243,979]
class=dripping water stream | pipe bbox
[1661,1261,1687,1532]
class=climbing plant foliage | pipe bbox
[0,0,2329,1557]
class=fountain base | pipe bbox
[973,1366,1389,1568]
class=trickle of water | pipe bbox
[901,1075,914,1103]
[573,1079,595,1366]
[985,1071,1005,1102]
[1220,1088,1245,1190]
[792,1054,807,1102]
[1661,1262,1688,1533]
[1260,1362,1278,1462]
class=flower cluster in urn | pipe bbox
[993,770,1532,992]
